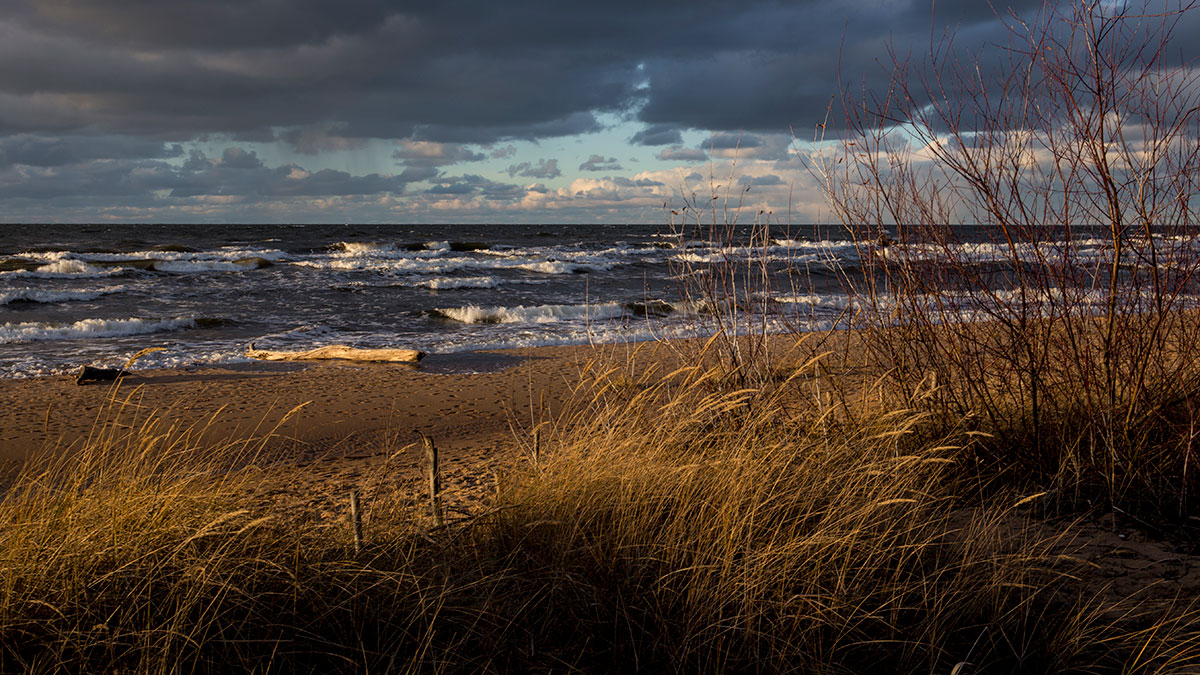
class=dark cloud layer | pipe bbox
[0,134,181,167]
[0,0,1063,145]
[630,124,684,146]
[0,147,421,202]
[0,0,1190,219]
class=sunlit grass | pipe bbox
[1,348,1197,672]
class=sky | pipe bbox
[0,0,1165,224]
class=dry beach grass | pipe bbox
[0,337,1198,672]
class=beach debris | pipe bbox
[421,433,444,527]
[532,425,543,470]
[245,344,425,363]
[349,489,364,554]
[75,365,129,385]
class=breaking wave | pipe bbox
[0,317,198,344]
[428,299,690,325]
[0,287,120,305]
[429,302,628,325]
[516,261,611,274]
[418,276,503,290]
[335,241,399,255]
[2,259,130,278]
[152,257,273,273]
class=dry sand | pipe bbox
[0,346,602,462]
[0,343,635,519]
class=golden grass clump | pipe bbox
[490,358,1082,672]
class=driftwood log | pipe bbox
[245,344,425,363]
[75,365,129,385]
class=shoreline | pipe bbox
[0,326,856,462]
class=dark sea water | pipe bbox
[3,222,1185,379]
[0,223,863,378]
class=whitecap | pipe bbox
[336,241,398,255]
[516,261,611,274]
[1,259,128,279]
[152,258,271,273]
[0,286,120,305]
[0,317,196,344]
[418,276,503,290]
[432,302,627,325]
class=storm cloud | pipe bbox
[0,0,1056,143]
[0,0,1189,221]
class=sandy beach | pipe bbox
[0,345,605,456]
[0,343,633,520]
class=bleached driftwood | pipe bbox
[245,344,425,363]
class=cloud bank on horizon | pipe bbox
[0,0,1172,223]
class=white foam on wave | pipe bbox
[21,247,287,263]
[435,302,627,325]
[329,241,457,262]
[41,259,106,275]
[419,276,503,290]
[303,251,620,277]
[675,242,846,266]
[152,259,269,273]
[770,294,826,305]
[891,237,1159,266]
[425,313,837,355]
[337,241,397,255]
[479,247,529,258]
[676,252,724,264]
[516,261,612,274]
[0,286,120,305]
[2,259,127,279]
[1,346,253,379]
[17,250,69,262]
[0,317,196,344]
[306,256,482,274]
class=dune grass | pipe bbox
[1,347,1198,673]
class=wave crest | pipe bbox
[0,317,197,344]
[0,287,119,305]
[430,302,628,325]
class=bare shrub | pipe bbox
[663,164,847,391]
[813,0,1200,520]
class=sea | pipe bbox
[0,222,1182,379]
[0,223,868,378]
